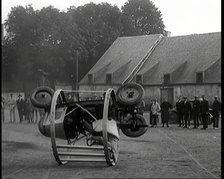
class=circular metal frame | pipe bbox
[102,88,119,166]
[49,88,119,166]
[49,89,67,165]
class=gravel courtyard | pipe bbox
[2,112,221,179]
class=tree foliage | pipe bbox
[2,1,165,91]
[121,0,165,36]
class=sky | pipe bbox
[1,0,221,37]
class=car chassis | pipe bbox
[31,83,148,166]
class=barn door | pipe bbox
[160,88,174,106]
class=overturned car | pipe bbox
[31,83,148,166]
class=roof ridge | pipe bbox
[118,34,162,39]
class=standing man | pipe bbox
[182,96,191,128]
[28,97,34,123]
[150,98,161,128]
[212,96,221,129]
[137,99,145,116]
[200,95,209,130]
[8,93,16,123]
[25,97,33,123]
[1,96,5,123]
[149,99,153,125]
[161,98,172,127]
[192,95,200,128]
[16,94,25,123]
[176,96,184,127]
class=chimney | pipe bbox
[166,31,171,37]
[164,30,171,37]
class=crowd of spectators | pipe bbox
[2,93,39,123]
[149,95,221,129]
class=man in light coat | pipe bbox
[8,93,16,123]
[150,98,161,128]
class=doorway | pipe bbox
[160,88,174,105]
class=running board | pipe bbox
[56,145,104,150]
[60,158,106,162]
[58,152,105,157]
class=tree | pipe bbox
[121,0,165,36]
[3,5,85,89]
[3,5,39,92]
[2,1,166,93]
[67,3,122,74]
[2,38,17,81]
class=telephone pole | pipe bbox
[76,50,79,100]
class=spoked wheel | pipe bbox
[121,114,148,138]
[102,88,120,166]
[116,83,145,107]
[31,86,54,108]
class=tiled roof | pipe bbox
[80,34,162,84]
[136,32,221,84]
[80,32,221,85]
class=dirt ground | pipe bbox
[2,112,221,179]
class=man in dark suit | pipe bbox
[1,96,5,123]
[16,94,25,123]
[182,96,191,128]
[192,95,200,128]
[149,99,153,125]
[176,96,184,127]
[161,98,172,127]
[200,95,209,129]
[212,96,221,129]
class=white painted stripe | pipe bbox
[3,156,51,179]
[3,166,30,179]
[158,129,220,179]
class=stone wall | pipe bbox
[80,84,221,108]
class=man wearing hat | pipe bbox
[16,94,25,123]
[161,98,172,127]
[1,96,5,123]
[150,98,161,127]
[200,95,209,129]
[212,96,221,129]
[192,95,200,128]
[182,96,191,128]
[8,93,16,123]
[176,96,184,127]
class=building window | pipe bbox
[106,73,112,84]
[88,74,93,84]
[136,75,143,84]
[196,72,204,83]
[164,74,171,84]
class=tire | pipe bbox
[116,83,145,107]
[31,86,54,108]
[121,114,148,137]
[169,111,178,124]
